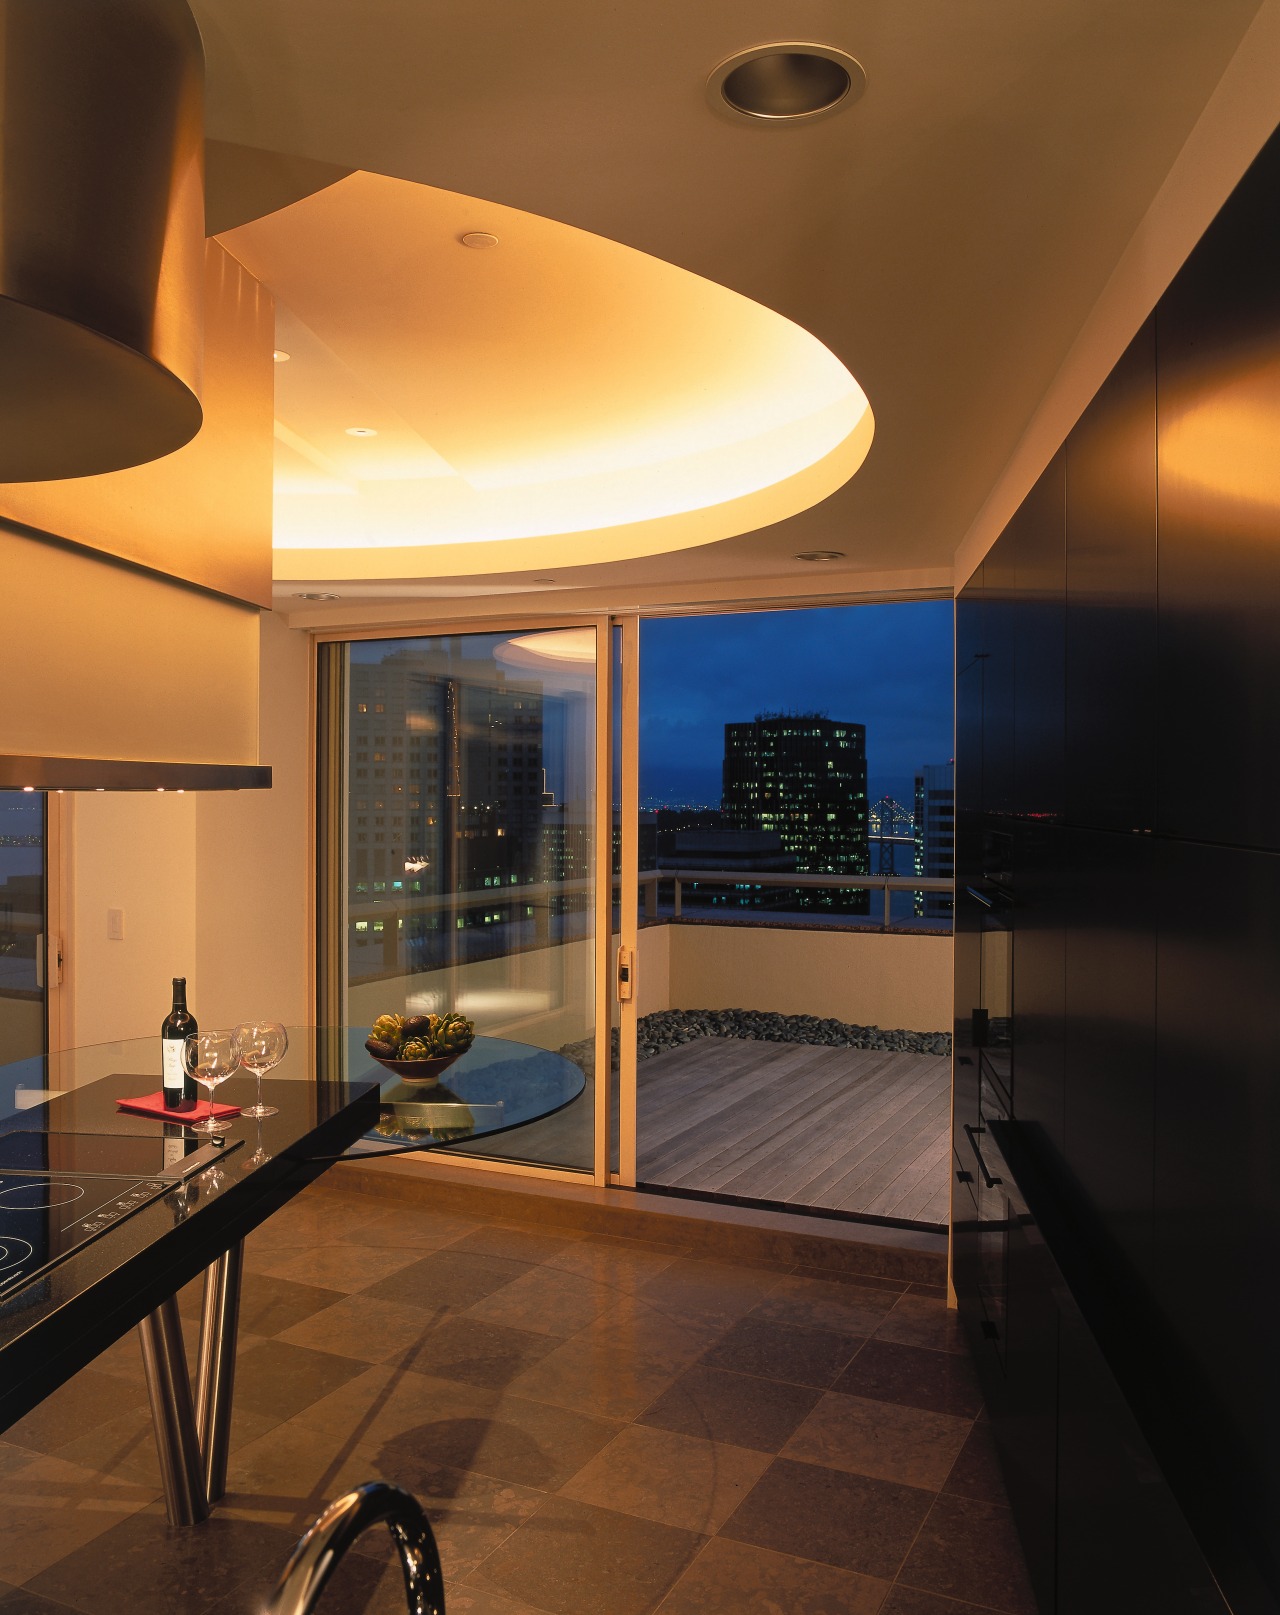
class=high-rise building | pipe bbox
[722,713,869,912]
[914,761,955,919]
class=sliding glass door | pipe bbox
[319,623,609,1176]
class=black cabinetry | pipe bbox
[954,123,1280,1615]
[1065,315,1156,835]
[1155,133,1280,851]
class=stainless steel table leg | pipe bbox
[195,1239,244,1505]
[137,1296,209,1526]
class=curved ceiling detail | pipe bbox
[217,172,872,579]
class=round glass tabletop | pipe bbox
[345,1030,586,1155]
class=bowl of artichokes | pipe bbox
[364,1011,476,1082]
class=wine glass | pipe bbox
[233,1021,288,1118]
[182,1030,240,1134]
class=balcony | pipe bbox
[347,869,953,1229]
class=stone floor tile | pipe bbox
[3,1370,149,1456]
[700,1315,864,1388]
[654,1537,891,1615]
[447,1223,584,1265]
[53,1402,279,1492]
[393,1313,562,1389]
[232,1338,370,1421]
[880,1588,997,1615]
[784,1392,971,1490]
[364,1248,532,1313]
[468,1494,704,1615]
[276,1293,436,1364]
[898,1494,1037,1615]
[790,1266,908,1295]
[462,1265,617,1339]
[720,1456,934,1579]
[875,1295,969,1355]
[246,1239,425,1293]
[27,1505,299,1615]
[444,1589,554,1615]
[208,1272,346,1338]
[0,1588,85,1614]
[586,1292,726,1369]
[558,1424,769,1534]
[0,1451,157,1587]
[352,1204,483,1252]
[750,1272,902,1335]
[543,1236,684,1295]
[638,1363,820,1453]
[504,1325,681,1422]
[942,1420,1007,1505]
[834,1340,983,1419]
[220,1420,387,1533]
[635,1258,785,1329]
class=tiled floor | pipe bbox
[0,1179,1033,1615]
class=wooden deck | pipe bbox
[637,1036,951,1226]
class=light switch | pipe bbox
[107,908,125,941]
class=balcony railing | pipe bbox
[640,869,954,932]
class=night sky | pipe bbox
[639,601,953,810]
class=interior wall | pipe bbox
[69,792,198,1049]
[66,611,312,1047]
[195,611,313,1027]
[662,924,952,1032]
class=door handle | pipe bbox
[616,945,634,1002]
[963,1124,1003,1189]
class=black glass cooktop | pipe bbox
[0,1132,183,1298]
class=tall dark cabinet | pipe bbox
[953,123,1280,1615]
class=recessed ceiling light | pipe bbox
[273,349,290,362]
[345,426,378,438]
[533,577,556,584]
[709,44,866,125]
[460,231,499,249]
[795,550,846,562]
[293,591,341,600]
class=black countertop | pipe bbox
[0,1067,379,1432]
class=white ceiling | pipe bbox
[191,0,1266,608]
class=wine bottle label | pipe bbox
[162,1038,185,1094]
[162,1133,185,1167]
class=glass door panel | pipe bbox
[338,628,599,1173]
[0,792,46,1066]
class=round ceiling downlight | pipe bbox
[710,44,865,125]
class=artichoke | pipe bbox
[399,1037,432,1060]
[371,1012,405,1048]
[434,1013,475,1055]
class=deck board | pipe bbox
[637,1036,951,1226]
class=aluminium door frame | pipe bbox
[311,612,616,1188]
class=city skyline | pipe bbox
[639,601,953,809]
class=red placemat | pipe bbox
[116,1090,242,1122]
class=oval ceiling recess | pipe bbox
[219,171,873,579]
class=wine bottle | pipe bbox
[161,977,198,1111]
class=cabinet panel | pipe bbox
[1065,315,1156,834]
[1156,133,1280,850]
[1061,829,1156,1292]
[1153,840,1280,1607]
[1056,1294,1229,1615]
[1009,822,1065,1163]
[1013,452,1065,823]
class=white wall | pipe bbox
[652,923,952,1032]
[66,612,313,1047]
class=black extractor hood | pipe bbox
[0,757,271,793]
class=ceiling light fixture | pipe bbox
[709,43,865,125]
[293,591,341,600]
[345,426,378,437]
[273,349,291,362]
[460,231,499,249]
[795,549,846,562]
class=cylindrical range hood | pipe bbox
[0,0,206,482]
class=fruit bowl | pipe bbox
[367,1051,463,1084]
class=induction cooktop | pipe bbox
[0,1130,226,1301]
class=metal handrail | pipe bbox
[638,867,954,928]
[265,1482,445,1615]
